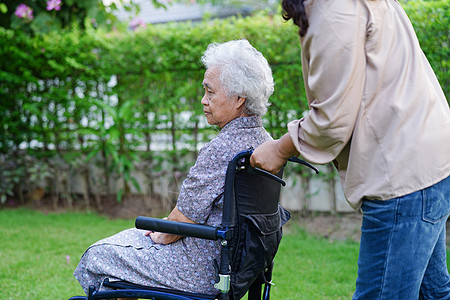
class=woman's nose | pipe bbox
[201,94,208,105]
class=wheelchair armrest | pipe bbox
[135,216,230,241]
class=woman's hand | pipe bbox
[144,207,195,245]
[145,231,181,245]
[250,140,286,174]
[250,133,300,174]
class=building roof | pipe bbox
[115,0,248,24]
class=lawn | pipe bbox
[0,209,134,299]
[0,209,446,300]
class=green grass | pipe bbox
[270,225,359,299]
[0,209,447,299]
[0,208,134,300]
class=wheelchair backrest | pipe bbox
[221,150,289,299]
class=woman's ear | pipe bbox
[236,96,247,109]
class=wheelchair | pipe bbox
[69,149,318,300]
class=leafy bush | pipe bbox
[404,0,449,97]
[0,1,447,207]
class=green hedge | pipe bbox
[404,0,449,98]
[0,14,305,151]
[0,1,447,205]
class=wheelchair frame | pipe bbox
[69,149,318,300]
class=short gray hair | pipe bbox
[201,40,274,116]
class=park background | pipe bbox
[0,0,449,299]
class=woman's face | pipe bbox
[201,66,246,128]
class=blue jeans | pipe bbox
[353,176,450,300]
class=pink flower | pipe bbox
[14,3,34,20]
[46,0,61,11]
[129,18,146,31]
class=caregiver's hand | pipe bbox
[250,133,300,174]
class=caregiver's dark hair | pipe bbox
[281,0,309,37]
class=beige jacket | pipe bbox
[288,0,450,209]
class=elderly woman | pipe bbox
[73,39,274,295]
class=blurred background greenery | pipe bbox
[0,0,448,210]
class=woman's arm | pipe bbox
[254,2,367,171]
[145,207,196,245]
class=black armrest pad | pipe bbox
[135,216,219,241]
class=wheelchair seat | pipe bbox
[102,278,217,299]
[69,149,318,300]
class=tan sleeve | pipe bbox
[289,1,368,164]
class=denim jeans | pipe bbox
[353,176,450,300]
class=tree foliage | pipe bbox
[0,0,164,33]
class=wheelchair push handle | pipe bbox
[287,156,320,174]
[235,148,319,186]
